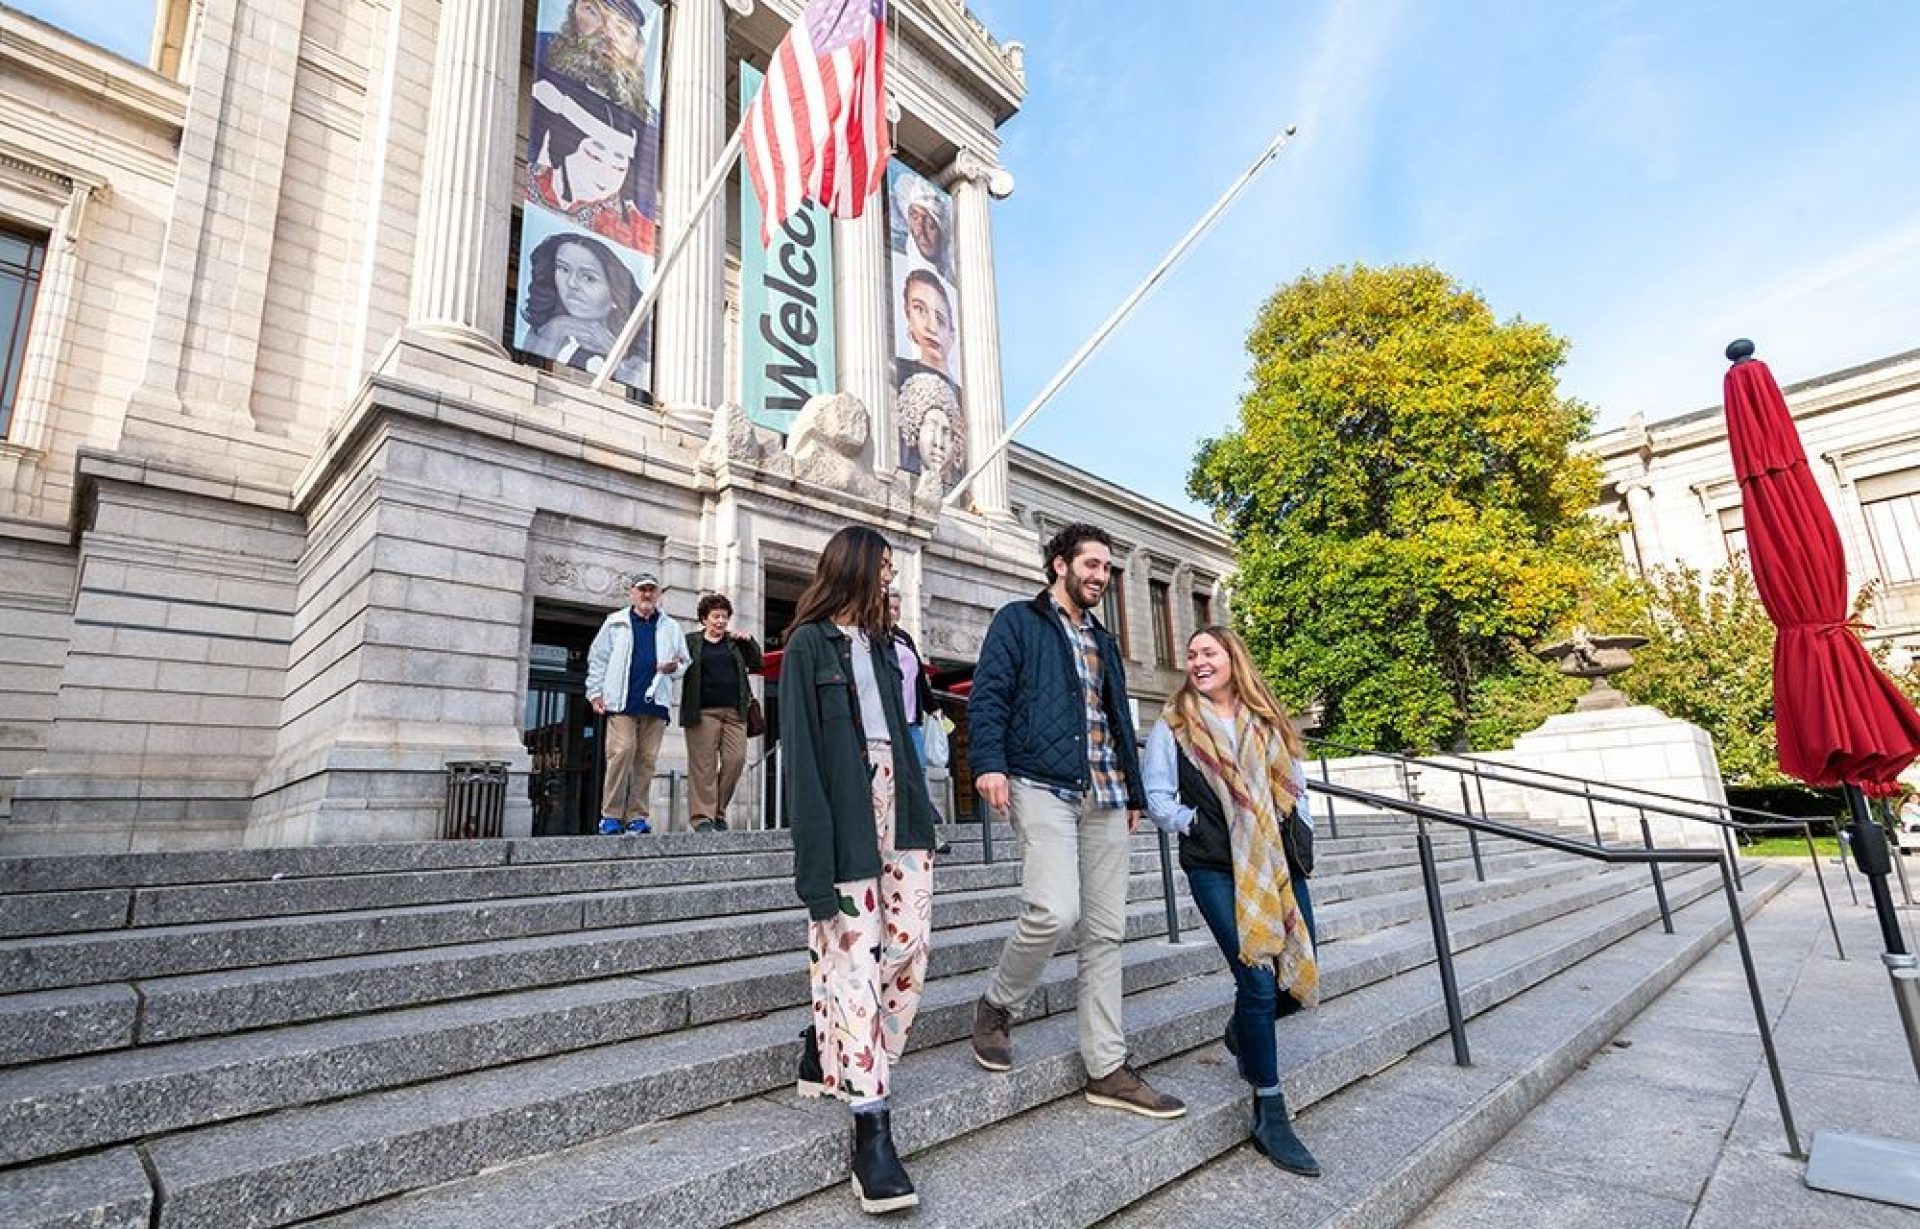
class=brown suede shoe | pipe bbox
[1084,1064,1187,1119]
[971,997,1013,1071]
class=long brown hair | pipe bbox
[792,525,892,640]
[1164,624,1304,759]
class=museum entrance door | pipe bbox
[524,605,605,837]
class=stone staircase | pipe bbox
[0,804,1793,1228]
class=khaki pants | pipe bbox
[686,707,747,824]
[985,778,1132,1079]
[601,713,666,822]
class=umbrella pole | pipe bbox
[1845,785,1920,1083]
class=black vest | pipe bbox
[1172,743,1313,880]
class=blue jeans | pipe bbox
[1185,864,1317,1089]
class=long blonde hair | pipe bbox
[1164,624,1303,759]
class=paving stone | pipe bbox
[1409,1159,1692,1229]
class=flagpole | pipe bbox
[942,124,1300,509]
[590,121,747,394]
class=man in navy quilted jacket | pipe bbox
[967,523,1187,1119]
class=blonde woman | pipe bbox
[1143,624,1321,1177]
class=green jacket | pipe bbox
[678,631,764,727]
[781,620,937,920]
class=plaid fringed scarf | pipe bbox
[1169,705,1319,1007]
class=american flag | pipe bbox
[743,0,889,246]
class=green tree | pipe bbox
[1191,264,1607,752]
[1608,561,1784,786]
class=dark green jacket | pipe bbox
[678,632,763,727]
[781,620,937,920]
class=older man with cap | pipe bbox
[586,569,688,834]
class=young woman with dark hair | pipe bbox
[1143,623,1323,1178]
[782,526,939,1215]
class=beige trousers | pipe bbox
[985,778,1133,1079]
[601,713,666,822]
[686,707,747,824]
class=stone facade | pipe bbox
[0,3,1233,852]
[1584,349,1920,668]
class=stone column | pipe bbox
[946,150,1011,516]
[1621,479,1662,572]
[406,0,520,351]
[653,0,729,420]
[835,206,895,470]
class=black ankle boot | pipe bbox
[798,1026,826,1098]
[1251,1090,1321,1177]
[850,1107,918,1214]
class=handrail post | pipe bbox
[1638,809,1673,935]
[1157,829,1182,944]
[1319,754,1339,840]
[1458,776,1486,882]
[1582,781,1604,847]
[1801,821,1846,961]
[1722,825,1746,892]
[1837,826,1860,905]
[1720,858,1803,1158]
[982,799,995,865]
[1415,812,1472,1066]
[1883,799,1919,909]
[1472,765,1489,821]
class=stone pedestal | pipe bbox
[1495,705,1728,846]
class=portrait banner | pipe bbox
[739,64,838,435]
[886,161,965,495]
[515,0,666,392]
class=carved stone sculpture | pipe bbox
[1536,625,1651,712]
[785,391,879,498]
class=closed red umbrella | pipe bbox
[1722,339,1920,789]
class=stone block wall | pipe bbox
[0,540,76,820]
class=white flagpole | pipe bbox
[942,124,1300,509]
[590,121,747,394]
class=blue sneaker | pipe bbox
[626,818,652,834]
[597,817,623,836]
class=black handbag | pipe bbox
[745,697,766,738]
[1284,802,1315,880]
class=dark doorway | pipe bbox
[524,603,607,837]
[759,565,813,827]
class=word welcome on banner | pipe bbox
[887,161,965,497]
[514,0,666,394]
[739,63,837,434]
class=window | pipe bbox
[1718,506,1747,565]
[0,226,47,439]
[1100,566,1130,656]
[1865,492,1920,585]
[1149,579,1174,669]
[1192,591,1213,630]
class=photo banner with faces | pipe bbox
[738,63,838,435]
[513,0,666,393]
[886,161,967,496]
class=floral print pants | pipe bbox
[806,743,935,1102]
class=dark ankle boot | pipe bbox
[850,1107,919,1214]
[1251,1090,1321,1177]
[797,1026,825,1098]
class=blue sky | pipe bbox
[21,0,1920,517]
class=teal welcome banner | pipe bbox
[739,64,837,434]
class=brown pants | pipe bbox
[686,707,747,824]
[602,712,666,822]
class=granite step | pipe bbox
[5,857,1622,1226]
[0,840,1540,1057]
[1104,866,1797,1229]
[305,863,1723,1229]
[0,823,1491,943]
[0,849,1593,1164]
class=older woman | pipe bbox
[1143,624,1322,1178]
[678,593,762,833]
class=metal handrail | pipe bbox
[1315,774,1802,1159]
[1304,734,1847,960]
